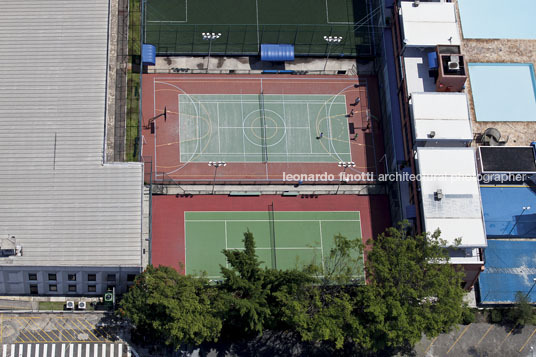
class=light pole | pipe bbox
[202,32,221,72]
[323,36,343,71]
[526,278,536,300]
[507,206,531,236]
[336,161,355,194]
[208,161,226,195]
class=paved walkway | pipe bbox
[415,323,536,357]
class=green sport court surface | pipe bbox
[144,0,381,56]
[184,211,364,278]
[179,94,352,163]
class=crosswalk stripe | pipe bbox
[51,344,56,357]
[17,344,22,357]
[69,343,74,357]
[2,344,6,357]
[101,344,106,357]
[110,344,114,357]
[34,344,39,357]
[61,343,66,357]
[118,344,122,357]
[9,344,13,357]
[27,345,31,357]
[126,345,131,357]
[43,344,48,357]
[86,344,90,357]
[93,344,98,357]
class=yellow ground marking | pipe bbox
[519,327,536,352]
[447,324,471,354]
[499,325,517,348]
[476,325,493,347]
[74,318,102,342]
[424,336,438,354]
[49,318,70,342]
[26,319,52,342]
[56,319,77,340]
[13,319,40,342]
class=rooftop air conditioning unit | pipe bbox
[78,301,87,310]
[66,301,75,310]
[448,55,460,70]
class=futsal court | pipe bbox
[144,0,380,56]
[184,210,363,278]
[178,93,351,163]
[142,74,385,183]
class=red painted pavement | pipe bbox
[151,194,391,272]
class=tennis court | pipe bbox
[184,210,363,278]
[179,94,351,163]
[144,0,383,56]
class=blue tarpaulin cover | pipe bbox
[261,44,295,62]
[142,44,156,65]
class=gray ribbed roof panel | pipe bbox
[0,0,143,266]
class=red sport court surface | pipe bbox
[142,74,385,183]
[152,194,391,273]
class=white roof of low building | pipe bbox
[411,93,472,141]
[403,48,437,94]
[0,0,143,266]
[417,147,487,248]
[400,1,461,47]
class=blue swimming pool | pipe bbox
[468,63,536,122]
[458,0,536,39]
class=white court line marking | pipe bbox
[325,0,354,24]
[319,221,326,272]
[282,90,289,163]
[146,0,187,22]
[224,221,229,268]
[306,103,313,154]
[240,91,246,162]
[184,211,188,275]
[217,102,221,154]
[229,247,321,250]
[185,219,360,222]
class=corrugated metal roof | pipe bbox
[0,0,142,266]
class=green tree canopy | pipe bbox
[362,224,467,351]
[118,265,222,347]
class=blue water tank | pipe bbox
[142,44,156,66]
[261,44,295,62]
[427,52,438,70]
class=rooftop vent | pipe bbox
[434,189,444,201]
[428,131,436,138]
